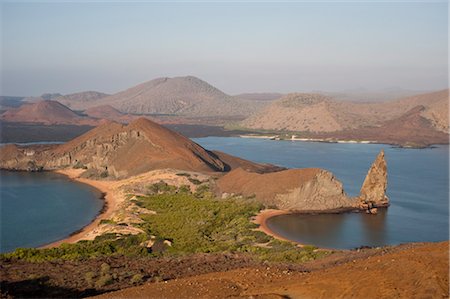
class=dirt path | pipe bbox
[93,241,449,299]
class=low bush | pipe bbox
[130,273,144,284]
[95,274,113,288]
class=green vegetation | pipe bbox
[84,271,95,287]
[175,172,191,177]
[134,191,325,262]
[187,177,202,185]
[99,219,117,225]
[131,273,144,284]
[95,273,113,288]
[73,161,88,169]
[1,234,150,262]
[1,184,327,263]
[147,181,177,195]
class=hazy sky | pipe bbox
[1,1,448,96]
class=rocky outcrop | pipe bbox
[358,150,389,213]
[215,168,358,211]
[216,151,389,213]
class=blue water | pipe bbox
[0,171,103,253]
[194,137,449,249]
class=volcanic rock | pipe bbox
[215,167,358,211]
[358,149,389,211]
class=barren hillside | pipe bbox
[72,76,267,117]
[0,100,98,126]
[242,90,449,135]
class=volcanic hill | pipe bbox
[58,76,268,117]
[0,118,280,178]
[26,91,109,108]
[0,100,99,126]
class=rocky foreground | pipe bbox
[91,241,448,299]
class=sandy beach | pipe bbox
[253,209,299,244]
[42,169,121,248]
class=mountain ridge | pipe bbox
[241,89,449,136]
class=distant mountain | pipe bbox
[310,105,449,147]
[242,93,342,132]
[0,96,26,112]
[24,93,62,102]
[53,91,109,109]
[0,100,99,126]
[234,93,283,102]
[84,105,124,119]
[69,76,268,117]
[319,88,431,102]
[241,90,449,136]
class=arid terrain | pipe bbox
[0,109,447,299]
[2,241,446,298]
[92,241,448,299]
[242,90,449,133]
[1,77,447,146]
[54,76,269,117]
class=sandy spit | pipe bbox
[253,209,300,244]
[42,169,121,248]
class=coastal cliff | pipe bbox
[216,150,388,213]
[215,168,357,211]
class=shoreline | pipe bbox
[253,207,382,250]
[41,169,119,248]
[253,209,299,244]
[236,134,447,149]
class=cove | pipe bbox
[0,171,103,253]
[194,137,449,249]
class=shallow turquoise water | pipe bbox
[0,171,103,253]
[194,137,449,249]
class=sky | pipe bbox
[0,1,448,96]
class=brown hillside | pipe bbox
[52,91,109,109]
[83,105,136,123]
[50,118,228,177]
[68,76,268,117]
[0,118,281,178]
[242,89,449,135]
[0,100,98,125]
[311,105,449,147]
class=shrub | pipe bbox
[175,173,191,177]
[85,271,96,286]
[147,181,177,195]
[99,219,116,225]
[100,263,110,275]
[73,161,87,169]
[193,184,211,198]
[188,178,202,185]
[177,185,191,194]
[95,274,113,288]
[131,273,144,284]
